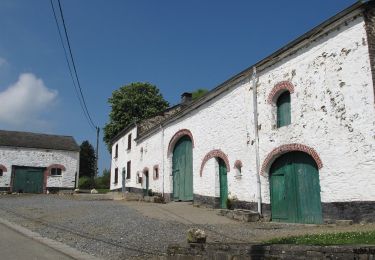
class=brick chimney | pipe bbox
[181,92,192,104]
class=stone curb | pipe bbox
[0,217,103,260]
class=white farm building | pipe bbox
[0,130,80,193]
[110,2,375,224]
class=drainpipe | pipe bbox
[160,124,165,197]
[252,67,262,215]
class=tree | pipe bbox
[79,140,96,178]
[95,168,110,189]
[192,88,208,100]
[104,82,169,150]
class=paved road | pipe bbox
[0,223,73,260]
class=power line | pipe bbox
[50,0,97,130]
[49,0,92,129]
[50,0,100,176]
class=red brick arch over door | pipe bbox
[200,149,230,176]
[260,143,323,176]
[167,129,195,156]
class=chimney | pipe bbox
[181,92,192,104]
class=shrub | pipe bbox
[79,176,95,189]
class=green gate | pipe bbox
[13,167,44,193]
[172,136,193,201]
[219,159,228,209]
[270,152,322,224]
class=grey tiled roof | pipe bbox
[0,130,80,152]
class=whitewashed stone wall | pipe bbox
[257,15,375,203]
[0,146,79,189]
[111,14,375,205]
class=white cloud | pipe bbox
[0,73,58,126]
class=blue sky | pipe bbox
[0,0,356,173]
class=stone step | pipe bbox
[217,208,260,222]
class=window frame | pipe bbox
[127,134,132,150]
[126,161,131,179]
[114,168,118,184]
[276,91,291,128]
[50,168,62,177]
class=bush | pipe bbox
[79,176,95,189]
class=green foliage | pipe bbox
[192,88,208,100]
[79,140,96,178]
[78,176,95,189]
[103,82,169,150]
[267,230,375,245]
[95,168,110,189]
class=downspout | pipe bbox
[160,124,165,197]
[252,67,262,215]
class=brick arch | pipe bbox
[267,81,295,104]
[167,129,195,156]
[233,160,243,170]
[46,164,66,173]
[260,143,323,176]
[0,164,7,172]
[200,149,230,177]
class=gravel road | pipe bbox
[0,194,374,259]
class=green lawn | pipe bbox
[96,188,110,194]
[266,231,375,245]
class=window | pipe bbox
[0,169,3,177]
[136,171,142,184]
[276,91,291,128]
[153,166,159,180]
[126,161,131,179]
[50,168,62,176]
[114,144,118,158]
[114,168,118,183]
[234,160,243,178]
[127,134,132,150]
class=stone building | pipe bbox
[110,1,375,223]
[0,130,80,193]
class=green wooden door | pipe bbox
[143,171,149,196]
[270,152,322,224]
[13,167,44,193]
[172,136,193,201]
[219,159,228,209]
[277,91,291,127]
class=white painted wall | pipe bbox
[257,15,375,203]
[110,14,375,204]
[0,146,79,189]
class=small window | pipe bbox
[276,91,291,128]
[126,161,131,179]
[136,171,142,184]
[0,169,3,177]
[114,168,118,183]
[127,134,132,150]
[153,166,159,180]
[50,168,62,176]
[114,144,118,158]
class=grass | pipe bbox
[266,230,375,245]
[96,188,110,194]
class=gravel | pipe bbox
[1,194,374,259]
[0,194,189,259]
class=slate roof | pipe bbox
[0,130,80,152]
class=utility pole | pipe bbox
[252,67,262,215]
[95,126,100,178]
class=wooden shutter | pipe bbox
[277,91,291,127]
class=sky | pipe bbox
[0,0,356,174]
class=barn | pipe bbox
[110,1,375,223]
[0,130,80,193]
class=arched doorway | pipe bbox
[172,135,193,201]
[270,151,322,224]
